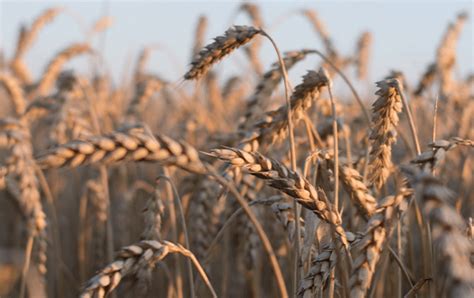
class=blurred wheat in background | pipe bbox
[0,1,473,298]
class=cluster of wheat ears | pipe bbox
[0,3,473,298]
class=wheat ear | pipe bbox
[36,124,205,173]
[184,26,261,80]
[211,147,350,248]
[350,187,413,298]
[367,79,403,189]
[80,240,216,298]
[36,43,91,96]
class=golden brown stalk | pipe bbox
[350,187,413,298]
[80,240,217,298]
[367,79,403,189]
[436,12,468,101]
[240,3,263,28]
[89,16,114,35]
[184,26,261,80]
[211,147,350,247]
[239,3,264,75]
[241,68,329,150]
[126,76,164,120]
[239,49,312,130]
[36,124,205,173]
[10,7,63,83]
[301,9,337,58]
[0,73,26,115]
[12,7,63,60]
[414,63,437,96]
[205,71,225,115]
[191,15,208,60]
[36,43,91,96]
[414,173,474,297]
[355,31,372,80]
[134,47,152,82]
[9,60,31,85]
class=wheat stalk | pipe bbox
[191,15,208,61]
[436,12,468,100]
[10,7,63,83]
[355,31,372,80]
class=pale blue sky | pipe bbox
[1,1,472,89]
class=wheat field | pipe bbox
[0,3,473,298]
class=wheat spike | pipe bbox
[184,26,261,80]
[211,147,350,247]
[239,49,312,130]
[350,187,412,298]
[80,240,216,298]
[241,68,329,150]
[36,43,91,96]
[36,124,205,173]
[367,79,403,189]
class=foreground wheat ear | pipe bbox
[367,78,403,189]
[184,25,261,80]
[210,147,350,248]
[36,124,205,173]
[80,240,216,298]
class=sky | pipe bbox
[0,0,472,90]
